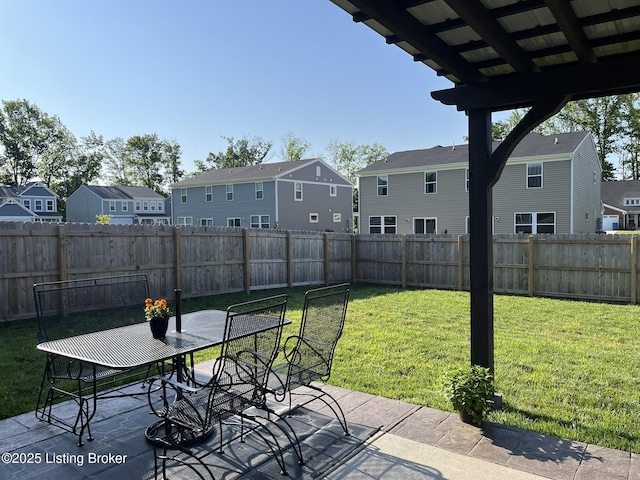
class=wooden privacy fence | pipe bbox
[1,222,639,321]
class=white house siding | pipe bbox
[493,159,572,234]
[571,136,602,233]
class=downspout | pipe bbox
[274,179,279,227]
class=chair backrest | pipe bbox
[34,274,150,342]
[217,294,288,406]
[287,284,350,386]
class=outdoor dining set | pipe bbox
[32,274,350,479]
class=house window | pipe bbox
[205,186,213,202]
[369,215,397,234]
[294,182,303,201]
[316,166,321,176]
[122,202,128,212]
[465,169,469,192]
[425,171,437,194]
[46,200,54,211]
[135,201,141,211]
[255,182,263,200]
[310,213,319,223]
[226,185,233,201]
[227,218,241,227]
[333,213,341,223]
[330,185,337,197]
[143,201,149,211]
[527,162,543,188]
[515,212,555,234]
[250,215,270,229]
[34,200,43,211]
[200,218,213,226]
[150,202,156,211]
[177,217,193,225]
[181,188,187,203]
[109,201,116,212]
[414,218,436,234]
[157,202,163,212]
[23,199,30,210]
[377,175,388,196]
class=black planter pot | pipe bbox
[458,410,482,426]
[149,316,169,339]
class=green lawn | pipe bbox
[3,284,640,453]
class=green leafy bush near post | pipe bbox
[443,364,495,425]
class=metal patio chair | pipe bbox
[270,283,350,435]
[148,294,302,479]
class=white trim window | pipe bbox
[255,182,264,200]
[227,218,241,227]
[414,217,437,234]
[109,201,116,212]
[177,216,193,226]
[527,162,543,188]
[515,212,555,234]
[294,182,303,201]
[465,168,469,192]
[181,188,188,203]
[333,213,341,223]
[425,171,437,194]
[23,199,31,210]
[200,218,213,226]
[157,201,164,212]
[251,215,270,229]
[226,185,234,201]
[34,200,43,211]
[377,175,388,196]
[330,185,337,197]
[46,199,54,211]
[135,201,142,211]
[369,215,397,234]
[122,202,128,212]
[310,213,319,223]
[205,186,213,202]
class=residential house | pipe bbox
[358,131,601,235]
[601,180,640,230]
[170,159,353,231]
[66,185,170,225]
[0,182,62,222]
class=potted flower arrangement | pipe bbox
[442,364,495,426]
[145,298,171,339]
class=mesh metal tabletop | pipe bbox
[37,310,229,369]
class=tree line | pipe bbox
[0,99,388,218]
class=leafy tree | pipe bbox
[119,134,184,193]
[0,99,60,186]
[280,131,310,161]
[326,139,388,184]
[100,137,130,185]
[619,94,640,179]
[195,135,272,172]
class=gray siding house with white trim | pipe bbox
[0,182,61,222]
[358,132,601,235]
[170,159,353,232]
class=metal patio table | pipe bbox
[36,309,272,445]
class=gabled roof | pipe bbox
[359,131,591,174]
[602,180,640,211]
[171,159,346,188]
[83,185,165,200]
[0,182,57,199]
[0,199,36,218]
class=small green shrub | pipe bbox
[443,364,495,425]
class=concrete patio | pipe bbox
[1,379,639,480]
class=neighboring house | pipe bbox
[0,182,62,222]
[358,131,602,235]
[170,159,353,232]
[66,185,170,225]
[601,180,640,230]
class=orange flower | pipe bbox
[144,297,171,320]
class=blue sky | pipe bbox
[1,1,489,173]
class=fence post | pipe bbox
[631,236,637,304]
[457,235,464,291]
[528,235,535,296]
[401,236,407,288]
[243,228,251,293]
[351,234,357,283]
[287,230,293,287]
[57,224,67,281]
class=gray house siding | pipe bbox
[493,159,572,234]
[276,180,352,231]
[67,188,102,223]
[172,182,277,228]
[571,136,602,233]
